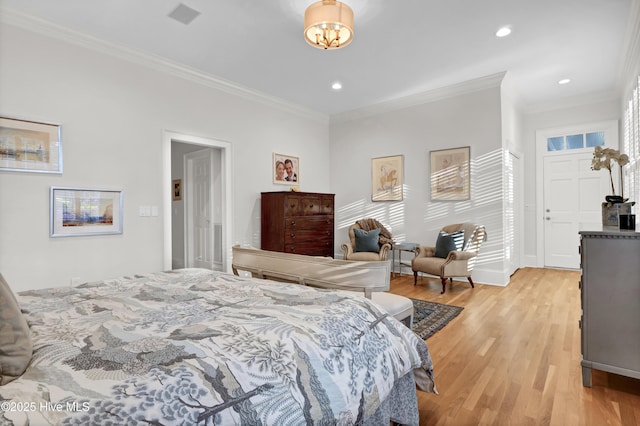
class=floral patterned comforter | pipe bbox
[0,268,435,425]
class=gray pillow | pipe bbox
[434,230,464,258]
[0,273,32,385]
[354,228,381,253]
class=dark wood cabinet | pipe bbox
[261,192,334,257]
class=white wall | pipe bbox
[500,73,526,276]
[0,24,330,291]
[329,82,511,286]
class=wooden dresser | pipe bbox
[261,192,334,257]
[579,228,640,387]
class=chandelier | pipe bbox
[304,0,354,50]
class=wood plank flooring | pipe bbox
[389,267,640,426]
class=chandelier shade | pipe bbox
[304,0,354,50]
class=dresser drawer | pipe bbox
[321,195,334,214]
[284,196,300,216]
[300,196,321,215]
[285,216,333,230]
[284,241,333,256]
[285,229,333,243]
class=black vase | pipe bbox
[605,195,624,203]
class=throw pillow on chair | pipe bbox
[354,228,381,253]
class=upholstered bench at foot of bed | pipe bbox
[371,292,414,328]
[231,245,415,329]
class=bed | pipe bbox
[0,268,436,425]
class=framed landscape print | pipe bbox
[0,116,62,174]
[273,153,299,185]
[50,187,123,237]
[372,155,403,201]
[430,146,470,201]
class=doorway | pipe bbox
[163,131,232,272]
[535,120,618,269]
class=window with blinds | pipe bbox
[623,74,640,204]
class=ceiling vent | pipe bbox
[168,3,201,25]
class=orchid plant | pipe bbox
[591,146,629,199]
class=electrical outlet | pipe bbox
[70,277,82,287]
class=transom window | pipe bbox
[546,131,605,152]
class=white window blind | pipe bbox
[623,75,640,204]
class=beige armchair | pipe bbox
[341,219,393,261]
[411,223,487,294]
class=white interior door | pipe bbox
[543,153,606,268]
[186,148,214,269]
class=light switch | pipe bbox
[151,206,159,217]
[139,206,151,217]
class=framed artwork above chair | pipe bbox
[372,155,403,201]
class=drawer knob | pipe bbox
[290,247,295,252]
[309,204,314,208]
[290,233,295,238]
[291,220,296,225]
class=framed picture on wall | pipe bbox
[430,146,470,201]
[0,116,62,174]
[273,153,299,185]
[172,179,182,201]
[50,187,123,237]
[372,155,403,201]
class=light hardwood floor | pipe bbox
[389,267,640,426]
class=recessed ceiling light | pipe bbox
[332,82,343,90]
[558,78,571,85]
[496,26,511,37]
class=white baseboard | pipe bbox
[472,268,509,287]
[523,254,539,268]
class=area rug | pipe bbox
[411,298,463,340]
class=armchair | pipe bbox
[411,223,486,294]
[341,219,393,261]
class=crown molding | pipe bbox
[520,90,621,115]
[0,7,328,124]
[329,72,507,124]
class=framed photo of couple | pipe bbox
[273,153,299,185]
